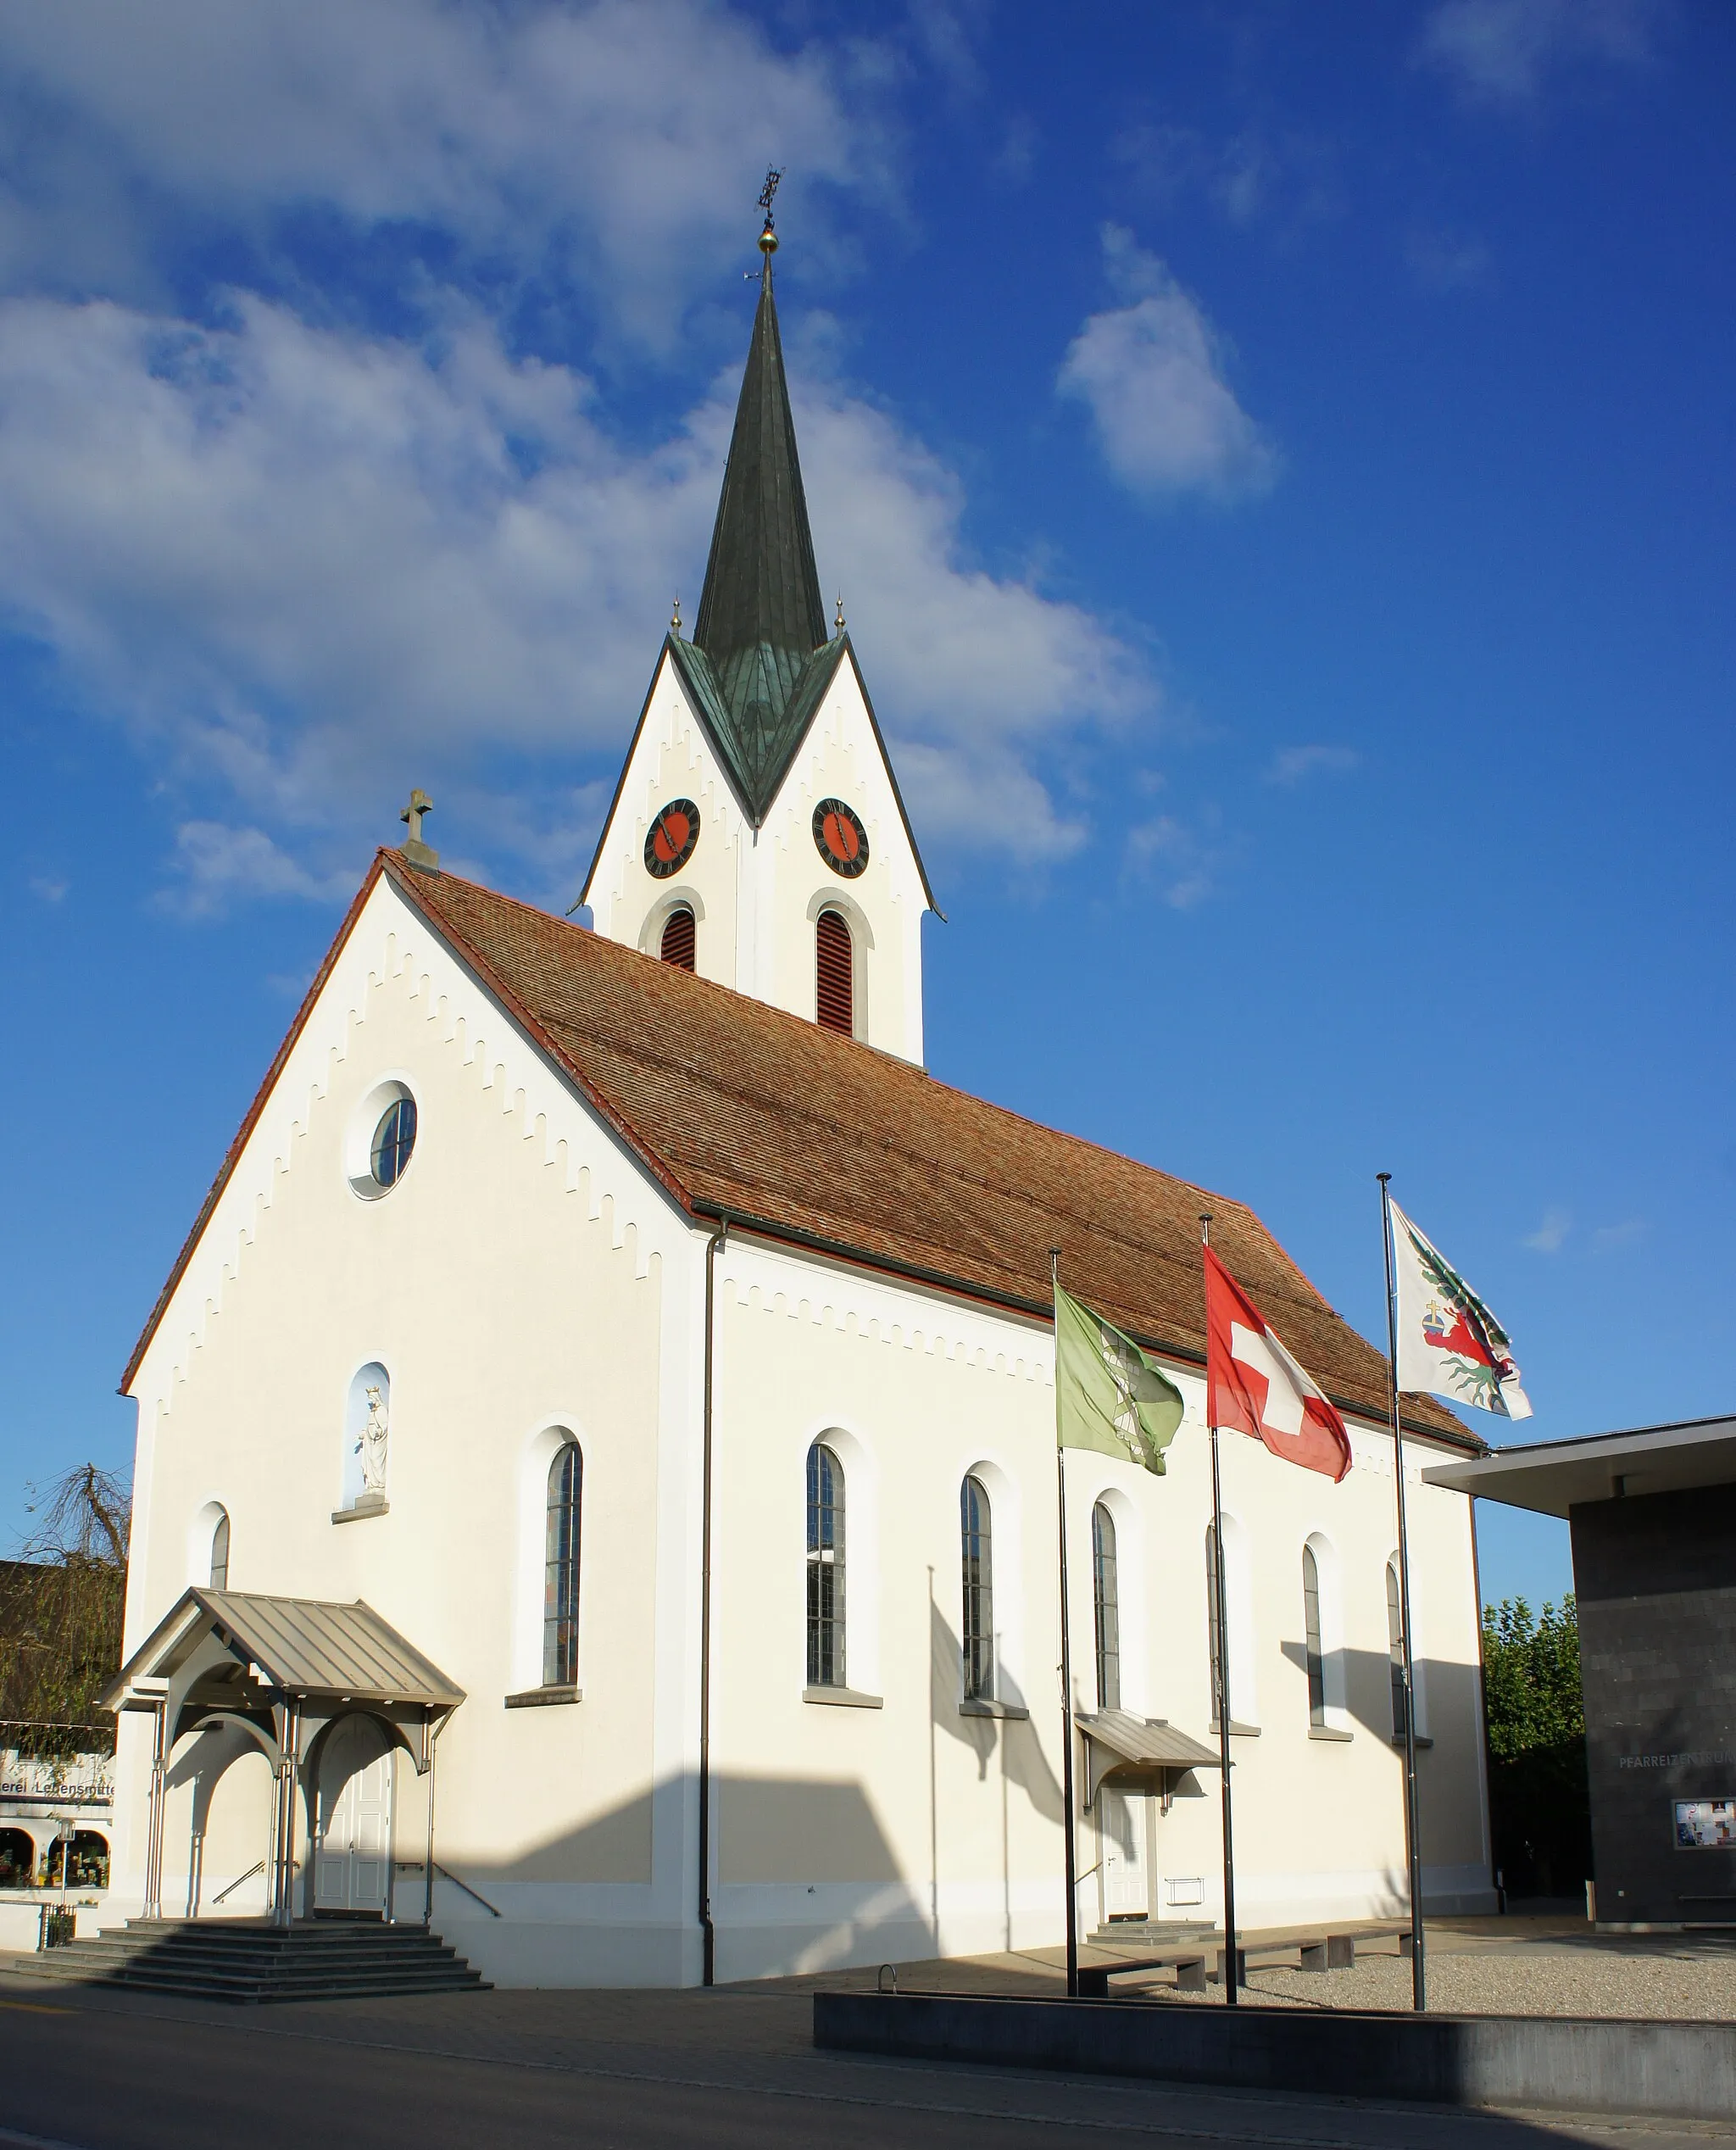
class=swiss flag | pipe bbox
[1205,1246,1353,1482]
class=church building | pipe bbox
[103,216,1496,1987]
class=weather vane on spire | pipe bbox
[758,168,782,258]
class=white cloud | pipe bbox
[0,0,889,347]
[1265,744,1358,787]
[0,290,1152,901]
[26,873,67,903]
[1058,227,1276,504]
[1110,123,1339,233]
[1420,0,1661,103]
[157,822,355,919]
[1121,811,1223,911]
[1523,1206,1572,1252]
[1592,1217,1649,1251]
[0,3,1161,905]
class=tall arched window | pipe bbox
[806,1443,845,1688]
[660,904,696,971]
[209,1508,231,1592]
[1205,1523,1226,1725]
[1301,1543,1326,1728]
[542,1445,581,1688]
[1386,1558,1408,1739]
[1092,1501,1121,1710]
[816,908,854,1034]
[960,1475,994,1701]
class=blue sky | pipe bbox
[3,1,1731,1610]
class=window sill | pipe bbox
[1390,1732,1433,1749]
[504,1686,581,1709]
[1309,1725,1355,1743]
[331,1497,388,1524]
[1209,1720,1260,1737]
[960,1698,1029,1720]
[804,1685,883,1709]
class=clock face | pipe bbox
[813,798,869,877]
[644,799,699,877]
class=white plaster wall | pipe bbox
[587,647,928,1062]
[701,1236,1494,1981]
[119,873,709,1985]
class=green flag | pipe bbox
[1054,1283,1184,1475]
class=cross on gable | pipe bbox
[398,788,439,873]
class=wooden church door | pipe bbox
[314,1715,392,1916]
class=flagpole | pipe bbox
[1378,1173,1427,2013]
[1052,1248,1080,2000]
[1200,1215,1238,2007]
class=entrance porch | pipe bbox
[103,1589,464,1930]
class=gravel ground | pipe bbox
[1155,1946,1736,2019]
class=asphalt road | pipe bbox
[0,1977,1729,2150]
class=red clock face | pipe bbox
[813,798,869,877]
[645,799,699,877]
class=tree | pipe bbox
[0,1464,130,1757]
[1482,1595,1591,1900]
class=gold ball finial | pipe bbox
[759,221,778,256]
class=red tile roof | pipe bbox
[126,851,1475,1449]
[393,857,1475,1449]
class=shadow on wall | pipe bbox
[928,1588,1064,1823]
[1277,1640,1480,1746]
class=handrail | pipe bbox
[433,1862,502,1918]
[210,1859,267,1906]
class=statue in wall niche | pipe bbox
[355,1385,389,1496]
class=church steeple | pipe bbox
[671,192,838,822]
[581,173,936,1062]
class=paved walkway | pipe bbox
[805,1915,1736,2019]
[0,1930,1732,2150]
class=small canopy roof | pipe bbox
[103,1589,465,1712]
[1076,1711,1221,1806]
[1423,1414,1736,1519]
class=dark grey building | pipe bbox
[1429,1418,1736,1930]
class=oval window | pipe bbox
[370,1095,417,1188]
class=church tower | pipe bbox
[580,202,936,1064]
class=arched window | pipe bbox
[1301,1543,1325,1728]
[209,1508,231,1592]
[806,1443,845,1688]
[47,1830,108,1890]
[0,1829,34,1887]
[1205,1523,1226,1725]
[1092,1501,1121,1711]
[660,904,696,971]
[816,908,854,1034]
[960,1475,994,1701]
[542,1445,581,1688]
[1386,1558,1408,1739]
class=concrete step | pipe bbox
[10,1918,487,2002]
[1087,1923,1216,1948]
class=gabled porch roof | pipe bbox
[103,1589,464,1713]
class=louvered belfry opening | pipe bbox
[816,908,853,1034]
[660,905,697,972]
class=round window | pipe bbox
[370,1095,417,1188]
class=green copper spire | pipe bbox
[685,212,836,820]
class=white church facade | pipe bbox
[103,222,1496,1988]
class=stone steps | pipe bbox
[8,1917,489,2002]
